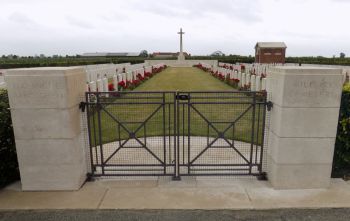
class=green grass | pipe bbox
[88,67,266,148]
[134,67,234,91]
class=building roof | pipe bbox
[255,42,287,49]
[152,52,189,56]
[81,52,139,57]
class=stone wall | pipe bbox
[5,67,87,191]
[267,66,343,189]
[145,60,218,67]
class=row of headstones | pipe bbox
[86,63,165,92]
[201,63,267,91]
[218,62,284,77]
[85,62,154,82]
[85,63,132,82]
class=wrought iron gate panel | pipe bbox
[175,91,267,177]
[86,92,176,177]
[85,91,268,178]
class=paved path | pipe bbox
[1,179,350,220]
[1,178,350,210]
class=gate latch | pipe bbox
[176,94,190,100]
[266,101,273,111]
[79,102,86,112]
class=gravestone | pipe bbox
[89,81,96,92]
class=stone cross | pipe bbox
[177,28,185,61]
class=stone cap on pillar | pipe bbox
[267,66,343,108]
[5,67,86,109]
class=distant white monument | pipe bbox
[177,28,185,61]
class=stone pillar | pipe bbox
[5,67,87,191]
[267,67,343,189]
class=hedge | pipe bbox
[0,89,19,188]
[332,83,350,178]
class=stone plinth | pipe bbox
[267,67,343,189]
[5,67,87,191]
[177,53,185,61]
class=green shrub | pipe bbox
[0,89,19,188]
[332,83,350,178]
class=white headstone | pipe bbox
[89,81,97,92]
[261,78,267,91]
[102,77,108,92]
[246,74,251,85]
[251,75,256,91]
[255,76,261,91]
[242,73,246,86]
[97,79,103,92]
[113,75,119,91]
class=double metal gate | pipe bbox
[84,91,269,180]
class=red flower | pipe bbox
[137,74,145,81]
[118,81,127,89]
[132,79,141,86]
[108,83,115,91]
[144,72,152,77]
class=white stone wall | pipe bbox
[145,60,218,67]
[5,67,87,191]
[267,66,344,189]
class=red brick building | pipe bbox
[255,42,287,64]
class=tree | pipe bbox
[340,52,346,58]
[139,50,148,57]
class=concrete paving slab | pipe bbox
[2,178,350,210]
[158,176,197,188]
[96,179,158,188]
[0,182,107,209]
[100,187,251,209]
[247,179,350,209]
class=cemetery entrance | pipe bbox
[85,91,268,179]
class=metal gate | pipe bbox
[85,92,176,177]
[84,91,269,179]
[174,91,269,179]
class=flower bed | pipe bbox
[194,63,240,89]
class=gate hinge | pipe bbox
[79,102,86,112]
[266,101,273,111]
[86,173,95,182]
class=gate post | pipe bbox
[5,67,87,191]
[266,67,343,189]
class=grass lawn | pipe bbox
[134,67,234,91]
[88,67,266,153]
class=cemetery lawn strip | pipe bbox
[91,67,264,146]
[134,67,234,91]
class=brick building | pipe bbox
[255,42,287,63]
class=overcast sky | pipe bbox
[0,0,349,57]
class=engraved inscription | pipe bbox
[287,76,342,106]
[9,77,66,107]
[292,78,339,99]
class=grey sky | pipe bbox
[0,0,349,56]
